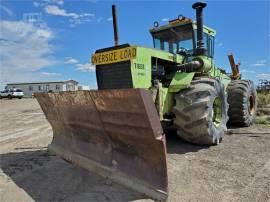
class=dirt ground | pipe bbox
[0,99,270,202]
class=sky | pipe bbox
[0,0,269,90]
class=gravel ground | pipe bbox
[0,98,270,202]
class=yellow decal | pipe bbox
[92,47,136,65]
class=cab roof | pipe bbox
[149,17,216,37]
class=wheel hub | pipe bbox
[248,95,255,115]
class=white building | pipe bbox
[6,80,79,97]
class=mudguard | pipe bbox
[35,89,168,200]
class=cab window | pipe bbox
[152,24,195,55]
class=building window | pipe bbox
[67,84,73,91]
[46,85,49,91]
[56,84,60,90]
[29,86,33,91]
[38,85,42,91]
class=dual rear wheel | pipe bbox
[227,80,257,126]
[173,78,256,145]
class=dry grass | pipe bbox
[256,92,270,127]
[256,116,270,127]
[257,92,270,106]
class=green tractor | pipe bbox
[35,2,257,200]
[92,2,257,144]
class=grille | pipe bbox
[96,61,133,89]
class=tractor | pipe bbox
[35,2,257,201]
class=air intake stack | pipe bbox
[192,2,207,55]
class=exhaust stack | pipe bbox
[112,5,119,46]
[192,2,207,55]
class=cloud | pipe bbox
[0,20,56,87]
[252,64,265,67]
[241,69,255,73]
[0,5,14,16]
[161,18,169,22]
[65,57,78,64]
[33,2,40,7]
[64,56,95,72]
[44,5,94,26]
[251,59,267,67]
[217,42,223,47]
[107,17,112,21]
[41,72,61,76]
[45,5,77,18]
[256,73,270,80]
[36,2,97,26]
[33,0,64,7]
[54,0,64,5]
[256,59,266,64]
[76,63,95,72]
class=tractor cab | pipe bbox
[150,16,216,58]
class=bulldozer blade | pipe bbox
[35,89,168,200]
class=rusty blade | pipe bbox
[35,89,168,200]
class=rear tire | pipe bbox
[227,80,257,126]
[173,78,228,145]
[8,95,12,99]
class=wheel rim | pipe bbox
[248,95,255,115]
[212,97,222,127]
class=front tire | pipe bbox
[173,78,228,145]
[227,80,257,126]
